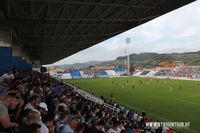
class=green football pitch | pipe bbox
[65,77,200,133]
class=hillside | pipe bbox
[51,51,200,69]
[102,51,200,67]
[60,61,105,68]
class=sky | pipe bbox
[52,1,200,65]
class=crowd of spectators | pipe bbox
[0,69,175,133]
[156,66,200,79]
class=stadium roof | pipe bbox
[0,0,196,64]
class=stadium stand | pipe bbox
[115,68,126,75]
[147,70,159,76]
[105,70,119,77]
[140,71,150,76]
[82,69,95,76]
[55,68,125,79]
[79,70,93,79]
[79,71,84,77]
[132,71,143,76]
[58,73,72,80]
[138,70,158,77]
[70,70,82,79]
[99,69,108,78]
[156,66,200,79]
[132,66,200,80]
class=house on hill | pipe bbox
[158,61,176,68]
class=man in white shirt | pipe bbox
[24,95,40,111]
[40,115,54,133]
[0,72,9,83]
[108,122,119,133]
[40,122,49,133]
[108,128,118,133]
[0,71,14,84]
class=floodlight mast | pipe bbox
[125,38,130,76]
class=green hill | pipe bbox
[102,51,200,67]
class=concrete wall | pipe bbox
[0,29,12,75]
[0,28,33,75]
[11,44,32,70]
[0,46,12,75]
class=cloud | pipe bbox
[53,1,200,65]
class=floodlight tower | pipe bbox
[125,38,130,76]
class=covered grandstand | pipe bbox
[0,0,195,74]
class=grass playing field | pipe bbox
[65,77,200,133]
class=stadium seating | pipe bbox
[59,73,72,79]
[115,68,126,75]
[99,69,108,75]
[79,70,91,78]
[79,70,84,76]
[148,70,159,76]
[132,71,143,76]
[140,70,150,75]
[156,66,200,79]
[70,70,82,79]
[105,70,119,77]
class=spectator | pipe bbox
[24,95,40,111]
[26,111,40,125]
[83,115,92,133]
[107,121,119,133]
[56,111,68,133]
[26,123,41,133]
[0,92,19,132]
[88,120,105,133]
[75,123,84,133]
[17,123,41,133]
[21,109,32,125]
[62,117,78,133]
[40,114,54,133]
[0,71,14,84]
[0,70,177,133]
[37,102,48,118]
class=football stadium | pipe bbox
[0,0,199,133]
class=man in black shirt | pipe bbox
[88,120,105,133]
[83,115,92,133]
